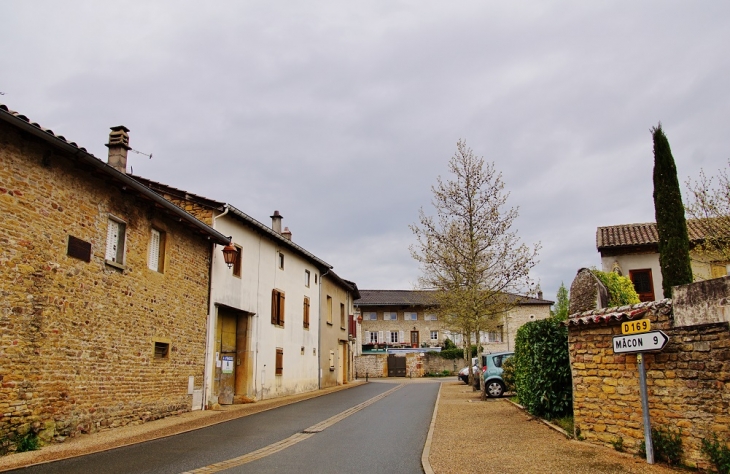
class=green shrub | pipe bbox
[513,318,572,419]
[501,356,515,392]
[638,426,683,465]
[441,338,456,350]
[15,433,40,453]
[437,345,481,360]
[701,433,730,474]
[591,269,640,307]
[611,436,624,452]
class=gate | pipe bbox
[387,354,407,377]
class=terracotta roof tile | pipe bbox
[596,220,711,249]
[565,299,672,326]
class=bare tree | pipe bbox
[686,160,730,275]
[410,139,540,387]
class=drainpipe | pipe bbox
[318,269,330,389]
[202,205,231,409]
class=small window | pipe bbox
[154,341,169,359]
[340,303,346,329]
[232,245,242,277]
[329,350,335,371]
[629,269,655,302]
[271,289,285,326]
[390,331,399,343]
[303,296,310,329]
[105,217,126,265]
[148,228,166,272]
[383,312,397,321]
[275,348,283,375]
[363,312,377,321]
[404,312,417,321]
[430,330,438,341]
[314,274,318,284]
[278,252,285,270]
[305,270,311,287]
[425,313,438,321]
[327,296,333,325]
[487,327,503,343]
[369,331,378,343]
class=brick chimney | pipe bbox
[106,125,131,173]
[271,210,283,234]
[282,227,292,240]
[538,290,543,300]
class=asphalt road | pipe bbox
[10,380,440,474]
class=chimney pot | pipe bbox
[282,227,292,240]
[270,210,283,234]
[106,125,131,173]
[538,290,543,300]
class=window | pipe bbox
[271,289,285,326]
[232,245,242,277]
[154,341,169,359]
[314,274,318,284]
[425,313,438,321]
[305,270,310,287]
[369,331,378,343]
[363,312,377,321]
[329,350,335,371]
[105,217,126,265]
[487,326,503,343]
[278,252,284,270]
[275,348,283,375]
[327,296,333,325]
[148,228,166,272]
[404,312,418,321]
[390,331,399,343]
[340,303,346,329]
[430,330,438,341]
[303,296,310,329]
[629,269,655,302]
[383,312,397,321]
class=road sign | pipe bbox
[622,318,651,335]
[612,330,668,354]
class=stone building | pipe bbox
[0,105,231,444]
[566,276,730,468]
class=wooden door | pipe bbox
[218,312,237,405]
[410,331,419,348]
[387,354,407,377]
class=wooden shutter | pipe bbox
[106,220,119,261]
[280,292,285,325]
[378,331,384,343]
[148,229,160,271]
[271,290,278,324]
[385,330,391,343]
[275,348,283,375]
[365,331,370,342]
[399,330,405,343]
[303,297,310,328]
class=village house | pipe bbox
[354,289,553,354]
[131,177,359,402]
[319,271,360,387]
[597,220,729,301]
[0,105,232,444]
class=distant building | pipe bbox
[354,290,552,353]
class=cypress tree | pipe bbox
[652,123,693,298]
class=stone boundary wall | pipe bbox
[568,301,730,468]
[354,355,387,378]
[355,353,468,378]
[422,355,467,375]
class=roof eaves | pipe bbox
[0,104,231,246]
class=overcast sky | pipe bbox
[3,1,729,301]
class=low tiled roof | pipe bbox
[596,220,709,250]
[355,289,553,306]
[565,299,672,326]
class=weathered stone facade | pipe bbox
[354,354,388,378]
[568,297,730,468]
[0,116,221,444]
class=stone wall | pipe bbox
[354,354,387,378]
[0,123,212,444]
[568,299,730,468]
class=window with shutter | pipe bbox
[399,330,405,343]
[271,289,285,326]
[340,303,346,329]
[275,348,283,375]
[303,297,310,329]
[148,229,166,272]
[105,218,126,264]
[232,246,242,277]
[326,296,333,325]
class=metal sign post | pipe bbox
[637,353,654,464]
[611,322,666,465]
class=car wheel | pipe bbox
[486,380,505,398]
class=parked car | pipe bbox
[480,351,514,398]
[458,357,479,384]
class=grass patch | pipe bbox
[549,415,574,436]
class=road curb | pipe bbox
[421,381,442,474]
[504,398,571,438]
[0,381,366,472]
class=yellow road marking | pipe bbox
[182,384,403,473]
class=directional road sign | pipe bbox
[612,330,669,354]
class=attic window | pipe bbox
[154,341,170,359]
